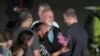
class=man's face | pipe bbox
[27,14,33,27]
[63,14,71,26]
[42,10,54,26]
[38,6,44,19]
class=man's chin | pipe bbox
[47,22,53,26]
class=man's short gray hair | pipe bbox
[39,3,51,10]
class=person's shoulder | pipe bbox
[53,26,59,29]
[53,21,59,28]
[13,27,25,36]
[31,20,40,28]
[16,48,24,56]
[53,26,61,32]
[32,20,40,23]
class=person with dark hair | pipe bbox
[13,11,41,56]
[31,3,59,28]
[32,22,69,56]
[6,0,34,30]
[0,29,13,56]
[32,22,49,56]
[13,10,33,41]
[63,8,88,56]
[11,30,34,56]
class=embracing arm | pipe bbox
[51,47,69,56]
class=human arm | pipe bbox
[16,49,24,56]
[32,31,41,56]
[51,47,69,56]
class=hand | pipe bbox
[61,47,69,53]
[21,8,28,11]
[15,7,22,13]
[16,7,28,13]
[51,47,69,56]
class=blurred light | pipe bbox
[85,6,100,10]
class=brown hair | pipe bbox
[32,22,48,32]
[0,29,13,43]
[64,8,77,18]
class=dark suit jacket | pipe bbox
[63,23,88,56]
[42,26,63,54]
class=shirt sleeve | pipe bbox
[31,31,40,50]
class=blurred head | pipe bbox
[42,9,54,26]
[16,30,34,48]
[38,3,51,20]
[0,29,13,48]
[19,10,33,28]
[63,8,78,26]
[32,22,49,38]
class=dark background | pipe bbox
[0,0,100,34]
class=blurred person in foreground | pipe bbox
[11,30,34,56]
[0,29,13,56]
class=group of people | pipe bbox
[0,2,88,56]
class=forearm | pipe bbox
[33,50,41,56]
[51,50,62,56]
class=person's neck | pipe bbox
[21,24,29,28]
[0,43,7,48]
[69,21,78,26]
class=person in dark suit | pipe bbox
[6,0,34,30]
[63,8,88,56]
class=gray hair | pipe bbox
[18,10,32,26]
[39,3,51,10]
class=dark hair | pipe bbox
[0,29,13,42]
[11,30,33,56]
[39,3,51,10]
[18,10,32,26]
[64,8,77,18]
[32,22,47,32]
